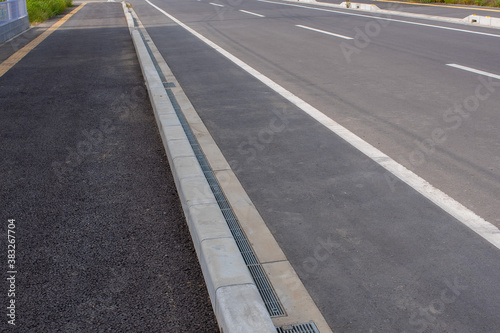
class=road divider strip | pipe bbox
[258,0,500,35]
[372,0,500,13]
[129,1,333,331]
[143,0,500,253]
[122,3,276,332]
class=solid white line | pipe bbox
[296,24,353,40]
[209,2,224,7]
[239,9,265,17]
[447,64,500,80]
[144,0,500,251]
[257,0,500,38]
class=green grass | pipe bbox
[408,0,500,7]
[27,0,73,24]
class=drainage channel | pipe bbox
[277,322,320,333]
[133,15,322,332]
[133,21,284,318]
[165,88,286,317]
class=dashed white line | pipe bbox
[209,2,224,7]
[144,0,500,251]
[257,0,500,38]
[239,9,265,17]
[447,64,500,80]
[296,24,353,40]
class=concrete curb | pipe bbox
[285,0,500,29]
[122,4,276,332]
[340,1,380,11]
[464,14,500,27]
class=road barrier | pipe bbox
[0,0,29,44]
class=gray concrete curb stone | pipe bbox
[123,3,276,332]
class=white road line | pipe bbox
[447,64,500,80]
[209,2,224,7]
[144,0,500,251]
[296,24,353,40]
[257,0,500,38]
[239,9,266,17]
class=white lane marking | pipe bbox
[447,64,500,80]
[239,9,266,17]
[257,0,500,38]
[209,2,224,7]
[144,0,500,251]
[296,24,353,40]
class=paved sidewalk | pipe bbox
[0,2,218,331]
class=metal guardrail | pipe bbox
[0,0,28,26]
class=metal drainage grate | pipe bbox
[165,86,285,317]
[276,322,320,333]
[137,30,286,317]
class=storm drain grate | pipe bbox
[276,322,320,333]
[138,29,286,316]
[164,87,285,317]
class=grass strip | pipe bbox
[26,0,73,24]
[399,0,500,7]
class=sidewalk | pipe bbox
[0,2,218,331]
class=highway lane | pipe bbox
[136,0,500,224]
[129,0,500,331]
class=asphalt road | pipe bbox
[0,3,218,332]
[129,0,500,331]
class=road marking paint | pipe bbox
[373,0,500,13]
[0,3,87,79]
[447,64,500,80]
[239,9,266,17]
[209,2,224,7]
[144,0,500,251]
[257,0,500,38]
[296,24,353,39]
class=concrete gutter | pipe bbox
[122,3,276,332]
[285,0,500,28]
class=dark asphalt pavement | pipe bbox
[0,2,218,332]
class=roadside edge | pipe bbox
[122,3,276,332]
